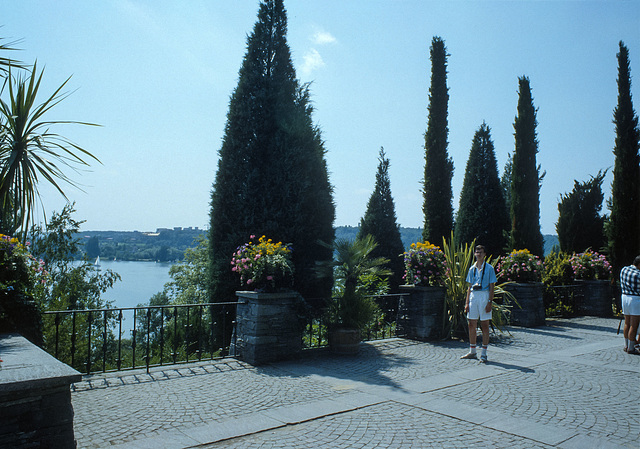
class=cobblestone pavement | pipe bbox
[72,317,639,448]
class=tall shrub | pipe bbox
[422,36,454,245]
[209,0,335,303]
[455,123,509,256]
[509,76,545,256]
[358,148,405,291]
[607,41,640,276]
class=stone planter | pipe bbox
[397,285,446,340]
[233,290,303,365]
[328,328,361,355]
[575,280,612,317]
[503,282,545,327]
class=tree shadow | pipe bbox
[264,339,422,391]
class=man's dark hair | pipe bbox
[634,255,640,267]
[475,245,486,253]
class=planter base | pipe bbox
[328,328,361,355]
[504,283,545,327]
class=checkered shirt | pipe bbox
[620,264,640,296]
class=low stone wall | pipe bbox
[234,291,304,365]
[0,333,81,448]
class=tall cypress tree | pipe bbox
[358,148,405,291]
[608,41,640,276]
[422,36,454,246]
[209,0,335,303]
[455,123,509,257]
[510,76,544,256]
[557,171,607,253]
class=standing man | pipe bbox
[461,245,497,363]
[620,255,640,354]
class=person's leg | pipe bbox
[479,319,490,361]
[628,315,640,353]
[624,315,631,351]
[461,319,478,359]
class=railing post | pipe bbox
[132,309,137,369]
[86,311,93,375]
[117,310,123,371]
[102,310,108,373]
[159,307,165,365]
[71,312,77,369]
[54,313,60,359]
[146,308,151,373]
[172,306,178,364]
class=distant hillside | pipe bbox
[336,226,559,256]
[78,226,558,261]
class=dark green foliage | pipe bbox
[557,171,607,253]
[85,236,100,259]
[422,36,454,245]
[209,0,335,302]
[607,41,640,276]
[501,152,513,215]
[455,123,509,257]
[358,148,405,291]
[509,76,545,256]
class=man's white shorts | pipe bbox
[467,290,492,321]
[622,294,640,316]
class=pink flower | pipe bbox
[247,279,253,285]
[267,276,273,281]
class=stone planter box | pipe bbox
[233,291,304,365]
[503,282,545,327]
[398,285,446,340]
[0,333,81,448]
[575,280,613,317]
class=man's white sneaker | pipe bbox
[480,354,488,363]
[460,352,477,360]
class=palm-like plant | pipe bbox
[441,232,517,339]
[322,235,391,330]
[0,62,100,240]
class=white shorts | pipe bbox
[622,294,640,316]
[467,290,492,321]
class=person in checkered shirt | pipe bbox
[620,255,640,354]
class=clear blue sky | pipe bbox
[2,1,639,235]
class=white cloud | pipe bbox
[300,48,325,77]
[312,30,337,46]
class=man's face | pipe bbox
[475,249,485,261]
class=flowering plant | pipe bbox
[403,241,447,287]
[496,249,542,283]
[231,235,294,291]
[570,250,611,280]
[0,234,48,295]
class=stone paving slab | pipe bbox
[71,317,638,448]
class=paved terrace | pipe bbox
[72,317,638,448]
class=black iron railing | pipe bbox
[43,302,237,375]
[301,293,406,349]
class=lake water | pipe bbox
[98,260,173,309]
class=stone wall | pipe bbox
[0,333,81,448]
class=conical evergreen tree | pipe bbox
[209,0,335,303]
[557,170,607,253]
[607,41,640,276]
[455,123,509,257]
[509,76,544,256]
[358,148,405,292]
[422,36,454,246]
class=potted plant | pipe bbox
[569,250,612,316]
[231,235,294,292]
[399,241,447,340]
[320,235,391,354]
[496,249,544,327]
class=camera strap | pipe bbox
[475,263,485,288]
